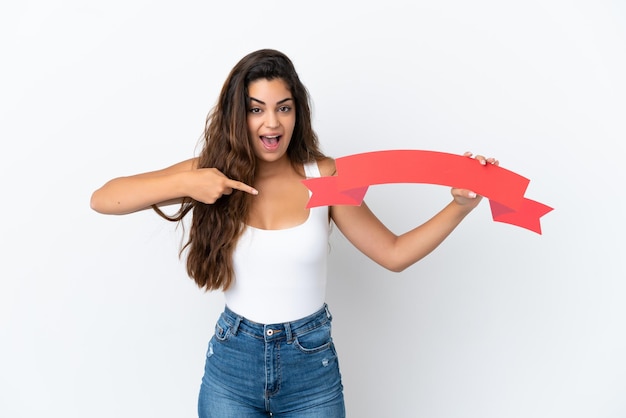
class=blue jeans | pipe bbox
[198,304,345,417]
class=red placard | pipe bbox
[302,150,553,234]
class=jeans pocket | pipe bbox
[294,322,333,354]
[214,316,232,342]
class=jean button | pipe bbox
[266,329,274,336]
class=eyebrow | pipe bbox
[249,97,294,105]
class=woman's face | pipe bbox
[246,78,296,163]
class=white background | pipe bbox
[2,1,625,417]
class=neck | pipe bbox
[255,155,293,179]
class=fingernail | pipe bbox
[468,191,477,198]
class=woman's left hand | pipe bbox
[451,151,499,209]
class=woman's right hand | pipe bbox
[90,158,257,215]
[187,167,258,204]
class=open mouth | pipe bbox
[260,135,281,151]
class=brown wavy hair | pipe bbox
[154,49,326,291]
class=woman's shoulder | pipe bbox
[315,157,337,177]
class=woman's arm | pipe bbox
[90,158,258,215]
[329,153,497,272]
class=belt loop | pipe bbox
[325,304,332,320]
[285,322,293,343]
[231,315,242,336]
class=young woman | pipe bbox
[90,48,498,417]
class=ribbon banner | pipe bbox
[302,150,553,234]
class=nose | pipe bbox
[265,111,280,129]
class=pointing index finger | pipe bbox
[227,179,258,195]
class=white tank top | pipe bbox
[225,161,330,324]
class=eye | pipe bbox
[249,107,261,114]
[279,105,292,112]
